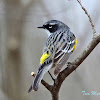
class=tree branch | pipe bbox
[41,80,53,92]
[77,0,96,34]
[56,33,100,90]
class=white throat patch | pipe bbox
[45,30,51,37]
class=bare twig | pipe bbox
[56,33,100,89]
[77,0,96,34]
[41,80,53,92]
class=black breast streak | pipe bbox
[47,33,54,44]
[58,33,63,41]
[53,34,59,44]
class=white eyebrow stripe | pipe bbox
[50,23,56,25]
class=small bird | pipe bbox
[28,20,77,92]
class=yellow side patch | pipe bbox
[40,53,50,65]
[72,38,77,51]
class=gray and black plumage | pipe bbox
[28,20,77,92]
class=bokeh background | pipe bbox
[0,0,100,100]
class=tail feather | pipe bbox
[28,85,33,93]
[28,63,53,92]
[33,63,53,91]
[33,70,43,91]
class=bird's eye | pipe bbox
[49,25,52,28]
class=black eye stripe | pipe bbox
[44,23,58,33]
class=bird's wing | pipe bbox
[53,32,77,75]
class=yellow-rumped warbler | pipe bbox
[28,20,77,92]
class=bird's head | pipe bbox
[37,20,69,33]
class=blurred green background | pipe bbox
[0,0,100,100]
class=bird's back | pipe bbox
[43,27,76,75]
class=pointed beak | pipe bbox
[37,26,44,29]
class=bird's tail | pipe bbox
[28,85,33,93]
[33,69,44,91]
[28,63,52,92]
[28,70,43,92]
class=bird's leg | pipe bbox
[48,71,55,81]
